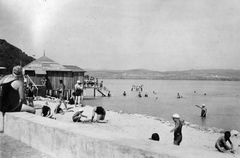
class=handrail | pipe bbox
[25,75,38,90]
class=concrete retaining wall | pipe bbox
[3,112,178,158]
[0,112,3,133]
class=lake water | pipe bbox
[82,79,240,132]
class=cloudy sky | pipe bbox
[1,0,240,71]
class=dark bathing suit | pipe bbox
[201,109,206,117]
[27,88,34,97]
[174,120,183,145]
[96,106,106,115]
[75,88,81,96]
[42,106,51,117]
[0,80,22,112]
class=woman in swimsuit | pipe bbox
[0,66,35,114]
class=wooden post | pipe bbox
[94,88,96,97]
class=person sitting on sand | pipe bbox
[41,102,56,119]
[54,106,65,115]
[0,66,35,114]
[72,108,87,122]
[91,106,107,123]
[215,131,234,153]
[138,92,142,97]
[145,92,148,97]
[68,92,75,105]
[195,104,207,117]
[170,114,183,146]
[149,133,160,141]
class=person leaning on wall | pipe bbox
[0,65,35,114]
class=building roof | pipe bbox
[23,56,85,73]
[64,65,86,72]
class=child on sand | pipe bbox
[149,133,160,141]
[72,108,87,122]
[215,131,234,153]
[91,106,107,123]
[41,102,56,119]
[170,114,183,146]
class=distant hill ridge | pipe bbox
[85,68,240,81]
[0,39,35,74]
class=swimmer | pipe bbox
[145,92,148,97]
[138,92,142,97]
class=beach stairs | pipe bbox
[94,87,108,97]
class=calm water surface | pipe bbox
[82,79,240,131]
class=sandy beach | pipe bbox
[32,98,240,158]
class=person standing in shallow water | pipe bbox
[0,66,35,114]
[195,104,207,117]
[170,114,183,146]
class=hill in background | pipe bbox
[1,39,240,81]
[85,68,240,81]
[0,39,35,74]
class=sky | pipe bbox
[1,0,240,71]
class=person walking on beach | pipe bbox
[54,79,68,113]
[0,66,35,114]
[195,104,207,117]
[215,131,234,153]
[170,114,183,146]
[91,106,107,123]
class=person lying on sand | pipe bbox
[91,106,108,123]
[72,108,87,122]
[215,131,235,154]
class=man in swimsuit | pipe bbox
[74,80,82,107]
[0,66,35,114]
[54,79,68,113]
[91,106,107,123]
[27,82,35,107]
[170,114,183,146]
[195,104,207,117]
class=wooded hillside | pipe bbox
[0,39,35,74]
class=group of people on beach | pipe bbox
[0,66,237,154]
